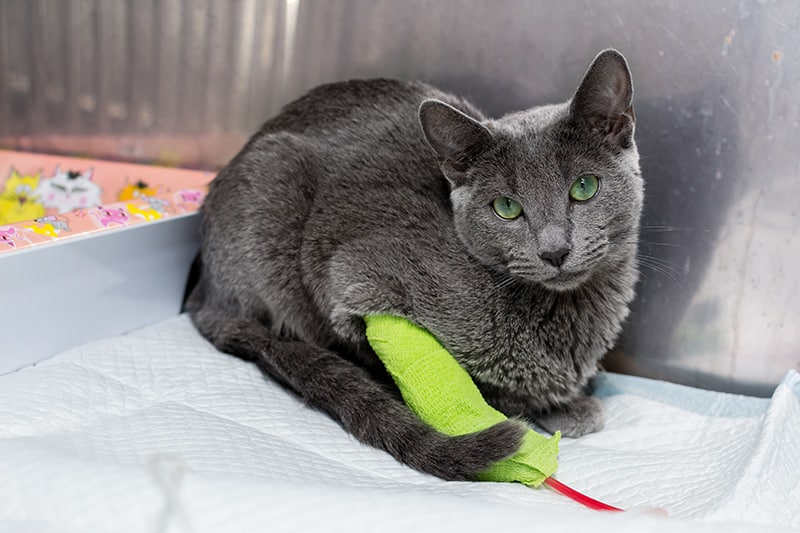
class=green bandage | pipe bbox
[364,314,560,487]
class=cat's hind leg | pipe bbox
[191,308,525,481]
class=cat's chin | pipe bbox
[536,270,592,292]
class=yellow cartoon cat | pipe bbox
[0,168,46,225]
[119,179,157,201]
[127,197,169,221]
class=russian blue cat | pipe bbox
[188,50,642,480]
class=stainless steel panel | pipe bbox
[0,0,798,395]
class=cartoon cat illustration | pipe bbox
[0,168,46,224]
[119,179,157,201]
[0,226,23,248]
[127,197,169,221]
[24,215,72,238]
[89,205,131,227]
[37,166,102,213]
[175,189,205,209]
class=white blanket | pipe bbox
[0,315,797,533]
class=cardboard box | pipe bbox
[0,150,213,374]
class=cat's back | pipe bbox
[209,78,469,209]
[257,78,474,142]
[208,77,479,255]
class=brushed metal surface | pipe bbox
[1,0,798,394]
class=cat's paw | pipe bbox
[535,395,604,437]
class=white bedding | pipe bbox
[0,315,797,533]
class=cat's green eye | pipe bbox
[492,197,523,220]
[569,175,600,202]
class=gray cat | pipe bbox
[187,49,642,481]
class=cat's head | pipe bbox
[38,166,101,211]
[3,168,40,200]
[119,179,156,201]
[419,49,642,292]
[44,166,95,191]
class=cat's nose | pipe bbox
[538,225,571,268]
[539,247,570,268]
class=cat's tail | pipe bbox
[181,252,204,313]
[191,308,525,481]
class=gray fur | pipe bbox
[188,49,642,480]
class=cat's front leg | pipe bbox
[479,384,604,438]
[533,394,604,438]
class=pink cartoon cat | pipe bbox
[89,206,131,228]
[178,190,204,204]
[174,189,205,210]
[0,226,20,248]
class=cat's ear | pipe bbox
[85,167,94,180]
[419,99,494,186]
[570,49,635,148]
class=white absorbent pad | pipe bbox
[0,315,798,533]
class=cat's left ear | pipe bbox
[570,49,635,148]
[419,99,494,186]
[85,167,94,180]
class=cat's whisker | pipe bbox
[639,258,679,276]
[619,240,679,248]
[493,275,518,291]
[638,253,683,271]
[637,263,679,286]
[639,225,709,234]
[636,256,683,287]
[508,270,539,277]
[581,257,604,270]
[639,241,679,247]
